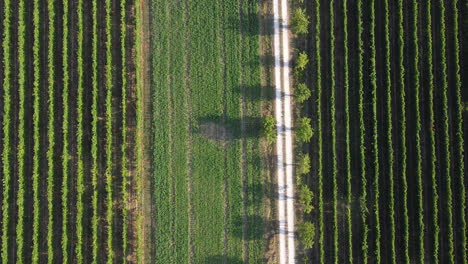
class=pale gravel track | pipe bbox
[273,0,295,262]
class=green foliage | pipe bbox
[1,0,12,262]
[263,116,276,144]
[299,185,314,214]
[47,0,56,262]
[295,83,311,103]
[298,222,316,249]
[296,117,313,143]
[296,153,310,176]
[295,52,309,72]
[61,0,70,262]
[291,8,310,34]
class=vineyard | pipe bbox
[0,0,270,262]
[303,0,468,263]
[0,0,140,262]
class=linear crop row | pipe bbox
[438,0,454,262]
[61,0,70,262]
[120,0,128,261]
[453,0,466,261]
[91,0,99,262]
[16,0,26,262]
[357,1,368,262]
[1,0,12,262]
[329,0,338,262]
[384,0,396,262]
[412,2,424,263]
[32,0,41,261]
[47,0,56,262]
[370,0,381,262]
[343,0,352,262]
[105,0,115,261]
[76,0,85,261]
[426,1,439,262]
[397,0,410,261]
[314,0,324,262]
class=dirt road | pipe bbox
[273,0,295,262]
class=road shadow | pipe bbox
[204,255,243,264]
[194,114,263,142]
[226,12,274,36]
[233,84,275,102]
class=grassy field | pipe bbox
[149,0,265,262]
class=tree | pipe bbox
[299,184,314,214]
[291,8,310,34]
[263,116,276,144]
[295,83,311,103]
[297,152,310,175]
[298,221,316,249]
[296,117,313,143]
[296,52,309,72]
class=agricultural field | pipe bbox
[0,0,272,263]
[302,0,468,263]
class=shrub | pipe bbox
[295,83,311,103]
[263,116,276,144]
[296,117,313,143]
[291,8,310,34]
[297,153,310,176]
[299,184,314,214]
[298,221,316,249]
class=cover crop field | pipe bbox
[303,0,468,263]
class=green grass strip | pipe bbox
[370,0,381,263]
[314,0,324,262]
[397,0,409,262]
[452,0,466,261]
[61,0,70,262]
[91,0,98,262]
[105,0,114,261]
[76,0,85,262]
[329,1,338,263]
[412,2,424,263]
[16,0,26,262]
[384,0,396,263]
[47,0,56,262]
[357,1,368,262]
[426,1,439,262]
[120,0,128,261]
[438,0,454,262]
[1,0,11,262]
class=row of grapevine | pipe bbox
[397,0,410,261]
[91,0,99,262]
[329,0,338,263]
[357,0,368,262]
[105,0,115,261]
[343,0,353,262]
[47,0,56,263]
[1,0,12,262]
[16,0,26,262]
[120,0,128,260]
[438,0,454,262]
[32,0,41,261]
[384,0,396,262]
[426,1,439,262]
[61,0,70,262]
[452,0,466,261]
[76,0,85,261]
[370,0,381,262]
[412,2,424,263]
[314,0,324,262]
